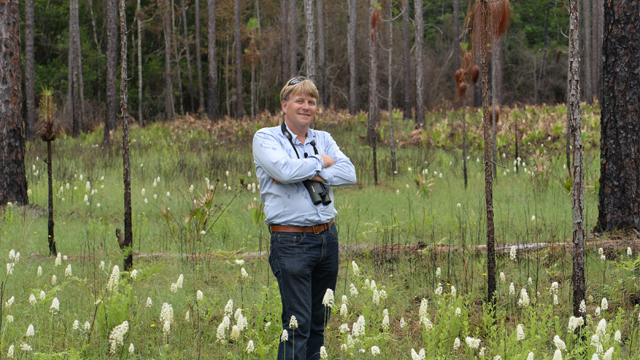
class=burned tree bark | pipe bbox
[348,0,358,115]
[568,0,586,318]
[105,0,118,142]
[596,0,640,232]
[207,0,217,120]
[317,0,326,106]
[368,1,380,185]
[582,0,592,103]
[119,0,133,271]
[388,0,397,176]
[288,0,298,77]
[0,0,28,206]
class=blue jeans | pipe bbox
[269,223,340,360]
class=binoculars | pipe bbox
[303,180,332,206]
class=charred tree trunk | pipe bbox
[207,0,217,120]
[463,104,468,188]
[0,0,28,206]
[480,9,496,307]
[473,15,482,108]
[317,0,326,106]
[280,0,289,86]
[105,0,118,142]
[69,0,80,137]
[171,0,184,115]
[137,0,144,126]
[592,0,603,102]
[72,1,85,134]
[234,0,243,119]
[288,0,298,77]
[304,0,316,80]
[163,0,175,120]
[582,0,592,103]
[368,1,379,185]
[414,0,425,128]
[25,0,36,140]
[46,141,56,255]
[388,1,396,176]
[348,0,358,115]
[181,0,195,113]
[119,0,133,271]
[195,0,205,115]
[596,0,640,232]
[568,0,586,318]
[402,0,411,120]
[538,0,552,104]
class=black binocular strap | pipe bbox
[281,121,319,159]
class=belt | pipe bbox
[270,219,334,235]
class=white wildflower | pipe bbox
[527,352,534,360]
[339,323,350,333]
[509,283,515,295]
[595,306,601,317]
[19,343,32,352]
[614,330,621,343]
[436,267,441,278]
[7,344,13,358]
[596,318,607,337]
[340,303,348,318]
[500,272,506,282]
[160,303,174,325]
[352,261,360,276]
[99,261,105,270]
[146,297,152,307]
[371,345,381,356]
[601,298,608,311]
[411,348,426,360]
[185,310,190,321]
[224,299,234,316]
[107,265,120,291]
[382,314,390,330]
[216,322,227,342]
[528,277,533,285]
[435,283,443,296]
[246,340,255,353]
[84,321,91,331]
[350,283,359,297]
[451,285,457,297]
[50,297,60,313]
[6,263,13,275]
[453,337,461,350]
[5,296,14,308]
[553,350,563,360]
[419,298,428,319]
[241,268,249,279]
[554,294,559,305]
[55,252,61,266]
[281,329,288,342]
[322,289,335,308]
[129,343,135,354]
[196,290,203,301]
[510,246,517,260]
[553,335,567,350]
[28,294,36,305]
[176,274,184,288]
[516,324,525,341]
[73,320,80,330]
[162,320,171,335]
[592,354,600,360]
[320,346,328,359]
[518,288,530,307]
[421,316,433,331]
[455,307,461,316]
[370,280,377,291]
[400,317,406,328]
[580,300,587,313]
[39,291,46,300]
[37,266,42,276]
[603,347,613,360]
[289,315,298,330]
[51,274,57,285]
[479,347,486,357]
[550,282,559,294]
[568,316,584,332]
[65,264,72,277]
[628,247,633,256]
[6,315,13,323]
[108,321,129,354]
[235,259,245,265]
[230,325,240,341]
[532,215,536,221]
[495,355,503,360]
[372,289,380,305]
[26,324,35,337]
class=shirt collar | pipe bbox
[283,121,316,145]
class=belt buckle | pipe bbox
[312,224,322,235]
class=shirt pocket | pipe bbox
[274,232,305,246]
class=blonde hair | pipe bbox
[280,77,319,102]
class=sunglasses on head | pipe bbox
[287,77,316,87]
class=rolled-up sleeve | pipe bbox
[253,130,323,184]
[317,133,357,186]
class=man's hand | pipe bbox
[310,175,326,183]
[321,155,335,169]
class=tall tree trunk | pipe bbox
[317,0,326,106]
[538,0,552,104]
[171,0,184,115]
[288,0,298,77]
[592,0,603,102]
[452,0,461,76]
[368,1,379,185]
[225,35,231,116]
[348,0,358,115]
[388,0,396,176]
[596,0,640,232]
[46,141,56,255]
[582,0,592,103]
[0,0,28,206]
[414,0,425,128]
[119,0,133,271]
[105,0,118,141]
[137,0,144,126]
[73,1,86,133]
[568,0,586,318]
[463,104,468,188]
[163,0,175,120]
[473,15,482,108]
[182,0,196,113]
[25,0,36,140]
[304,0,316,80]
[280,0,289,85]
[480,9,496,307]
[234,0,244,119]
[207,0,217,120]
[195,0,205,115]
[401,0,411,119]
[69,0,80,137]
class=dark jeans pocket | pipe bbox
[273,232,305,246]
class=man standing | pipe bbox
[253,77,356,360]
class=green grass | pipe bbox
[2,104,637,359]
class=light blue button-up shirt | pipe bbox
[253,122,357,226]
